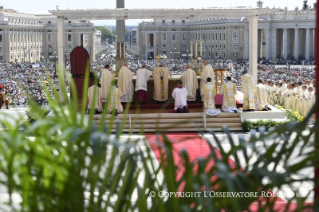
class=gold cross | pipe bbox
[156,54,161,61]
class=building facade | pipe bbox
[138,2,316,60]
[0,7,101,63]
[127,28,139,56]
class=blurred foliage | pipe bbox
[275,104,304,121]
[96,26,116,44]
[0,66,317,211]
[242,119,291,131]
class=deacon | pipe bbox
[202,77,221,116]
[220,76,239,113]
[241,70,256,111]
[118,62,134,102]
[180,65,198,101]
[200,61,214,101]
[100,64,114,100]
[153,64,170,101]
[107,80,123,115]
[255,79,271,111]
[135,64,152,104]
[171,80,188,113]
[87,79,103,114]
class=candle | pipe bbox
[195,42,198,58]
[115,36,117,56]
[190,41,193,58]
[123,43,126,59]
[120,42,122,59]
[200,40,202,56]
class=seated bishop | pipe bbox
[220,76,240,113]
[107,80,123,115]
[180,65,198,101]
[153,64,170,101]
[87,79,103,114]
[202,77,221,116]
[171,80,188,113]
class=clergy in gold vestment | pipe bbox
[118,62,134,103]
[180,65,198,101]
[100,64,114,100]
[220,76,239,113]
[153,64,170,101]
[241,71,256,111]
[107,81,123,114]
[255,79,270,111]
[200,61,214,101]
[202,77,221,116]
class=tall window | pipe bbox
[0,34,2,43]
[162,33,167,41]
[172,33,176,41]
[220,33,221,40]
[68,34,72,41]
[48,34,52,42]
[182,33,186,40]
[223,33,225,40]
[215,33,217,40]
[233,32,238,41]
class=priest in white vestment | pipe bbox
[200,61,214,101]
[298,85,308,116]
[305,87,315,116]
[180,65,198,101]
[255,79,271,111]
[284,84,294,110]
[87,82,103,114]
[202,77,221,116]
[107,81,123,114]
[135,64,152,104]
[241,70,256,111]
[100,64,114,100]
[118,62,134,103]
[171,80,188,113]
[153,64,170,101]
[220,76,239,113]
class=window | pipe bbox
[223,45,225,49]
[162,43,166,48]
[182,20,185,25]
[233,32,238,41]
[172,33,176,41]
[219,45,221,49]
[216,33,217,40]
[172,43,176,48]
[233,44,238,49]
[223,53,225,57]
[233,53,237,58]
[0,47,2,51]
[220,33,221,40]
[162,20,165,25]
[48,44,52,48]
[0,34,2,42]
[223,33,225,40]
[0,55,3,60]
[182,33,186,40]
[163,50,166,55]
[68,34,72,41]
[172,20,175,25]
[48,34,52,42]
[68,44,73,49]
[162,33,167,41]
[11,47,12,50]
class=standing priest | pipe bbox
[100,64,114,100]
[180,65,198,101]
[200,61,215,101]
[202,77,221,116]
[118,62,134,103]
[220,76,239,113]
[135,64,152,104]
[153,64,170,101]
[241,70,256,111]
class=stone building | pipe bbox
[0,7,100,63]
[138,2,316,60]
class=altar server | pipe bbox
[172,80,188,113]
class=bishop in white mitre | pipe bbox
[153,64,170,101]
[220,76,239,113]
[202,77,221,116]
[180,65,198,101]
[107,81,123,114]
[100,64,114,100]
[255,79,270,111]
[240,70,256,111]
[118,62,134,103]
[200,61,214,101]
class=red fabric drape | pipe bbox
[315,1,319,205]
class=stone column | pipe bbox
[294,28,299,59]
[116,0,125,70]
[305,28,310,60]
[271,28,277,59]
[265,28,270,59]
[283,28,288,59]
[57,16,65,74]
[243,27,249,59]
[248,15,258,81]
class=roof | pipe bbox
[49,7,279,20]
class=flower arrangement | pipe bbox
[275,104,304,122]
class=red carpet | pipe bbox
[144,133,310,211]
[119,94,243,110]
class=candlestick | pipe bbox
[195,42,198,58]
[119,42,122,59]
[200,40,202,56]
[190,41,193,60]
[123,42,126,59]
